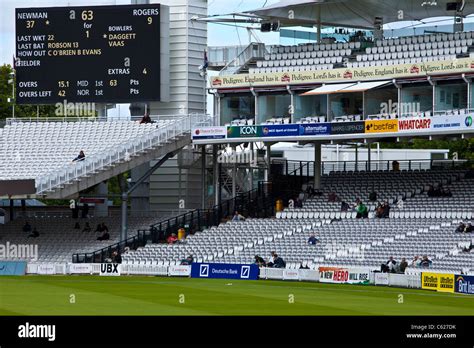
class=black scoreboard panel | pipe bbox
[15,4,161,104]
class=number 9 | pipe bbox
[147,17,152,24]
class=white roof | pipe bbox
[337,80,392,93]
[302,83,356,95]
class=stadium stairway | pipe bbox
[0,114,211,199]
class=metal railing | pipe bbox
[220,42,266,76]
[35,113,212,194]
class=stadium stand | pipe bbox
[0,216,158,262]
[121,169,474,274]
[249,32,474,74]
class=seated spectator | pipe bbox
[307,234,319,245]
[74,222,81,230]
[465,223,474,233]
[82,222,91,232]
[112,251,122,264]
[398,258,408,273]
[232,211,246,222]
[442,187,452,197]
[272,254,286,268]
[95,223,109,233]
[72,150,85,163]
[181,255,194,265]
[254,255,266,267]
[381,201,390,218]
[306,186,315,198]
[455,222,466,233]
[266,251,276,267]
[97,231,110,241]
[462,242,473,253]
[340,201,350,212]
[295,197,303,208]
[427,185,435,197]
[22,221,32,234]
[386,256,397,273]
[140,112,152,124]
[167,233,178,244]
[375,203,384,218]
[411,255,421,268]
[28,227,39,238]
[355,202,368,219]
[420,255,432,268]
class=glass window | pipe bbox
[435,80,467,112]
[400,83,433,116]
[329,93,363,119]
[257,93,291,124]
[364,86,398,117]
[220,94,255,125]
[294,94,327,122]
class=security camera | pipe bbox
[198,64,204,71]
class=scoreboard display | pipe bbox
[15,4,161,104]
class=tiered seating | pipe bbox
[0,120,168,180]
[0,216,158,263]
[249,32,473,74]
[121,169,474,274]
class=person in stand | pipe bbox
[22,221,32,234]
[180,255,194,265]
[140,112,152,124]
[254,255,266,267]
[28,227,39,238]
[167,233,178,244]
[411,255,422,268]
[82,222,92,232]
[307,234,319,245]
[355,201,368,219]
[95,223,109,233]
[74,222,81,230]
[266,251,276,268]
[112,251,122,264]
[97,230,110,241]
[465,223,474,233]
[455,222,466,233]
[386,256,397,273]
[398,258,408,273]
[72,150,85,163]
[420,255,432,268]
[81,203,89,219]
[272,254,286,268]
[232,211,246,222]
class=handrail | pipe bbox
[220,42,266,76]
[35,113,212,194]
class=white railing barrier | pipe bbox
[35,114,212,194]
[374,272,421,288]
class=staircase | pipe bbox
[219,42,266,75]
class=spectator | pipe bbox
[462,242,473,253]
[232,211,246,222]
[112,251,122,264]
[386,256,397,273]
[95,223,109,233]
[455,222,466,233]
[307,234,319,245]
[381,201,390,218]
[82,222,91,232]
[97,230,110,241]
[22,221,32,234]
[420,255,432,268]
[442,187,452,197]
[398,258,408,273]
[72,150,85,163]
[167,233,178,244]
[411,255,421,268]
[340,201,350,212]
[465,223,474,233]
[140,112,152,124]
[295,196,303,208]
[28,227,39,238]
[266,251,276,267]
[74,222,81,230]
[375,203,384,218]
[81,203,89,219]
[355,202,368,219]
[254,255,266,267]
[272,254,286,268]
[180,255,194,265]
[328,192,338,202]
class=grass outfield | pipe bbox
[0,276,473,315]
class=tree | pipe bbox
[0,64,56,121]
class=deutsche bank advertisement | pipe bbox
[191,263,259,280]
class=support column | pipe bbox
[94,181,109,217]
[355,144,359,171]
[121,192,128,241]
[9,199,14,221]
[265,143,272,181]
[201,145,206,208]
[130,163,150,215]
[314,141,322,190]
[213,145,220,206]
[367,142,372,172]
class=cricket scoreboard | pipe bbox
[15,4,161,104]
